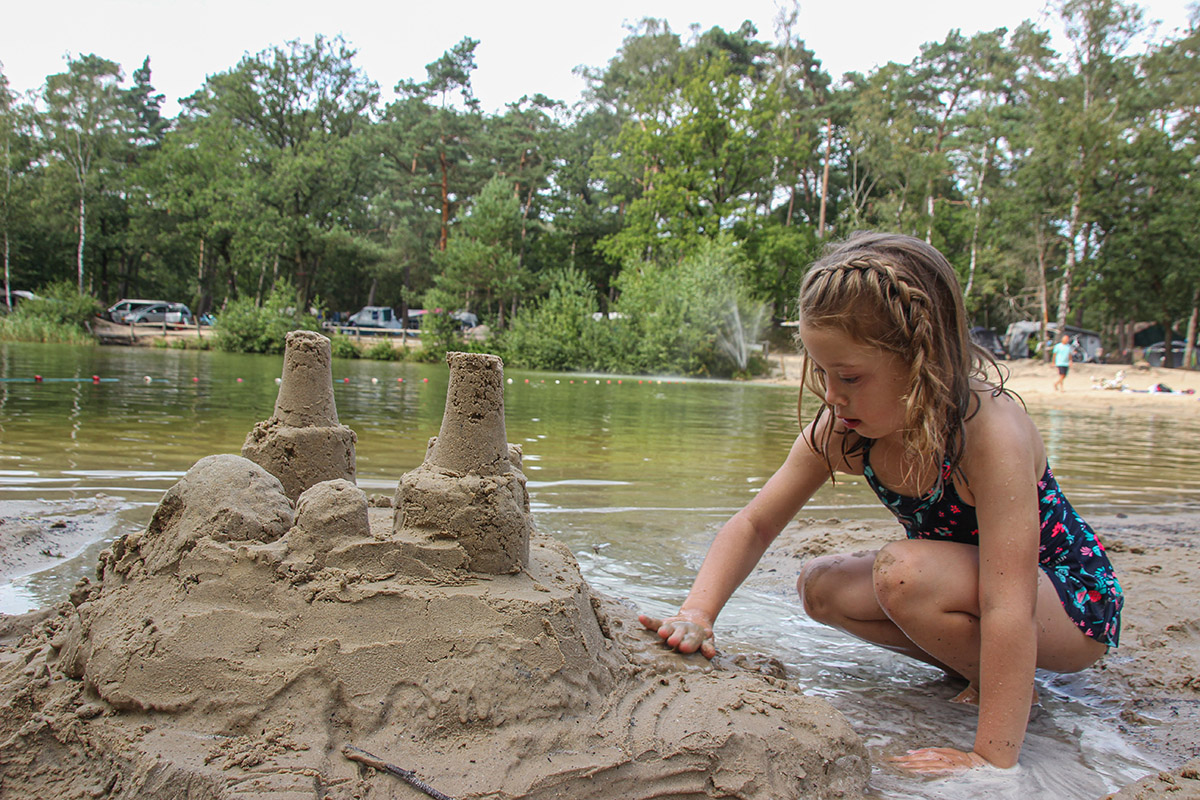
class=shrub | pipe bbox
[410,301,465,363]
[607,240,770,377]
[501,243,769,378]
[168,336,212,351]
[330,335,361,359]
[0,282,100,344]
[213,281,322,354]
[505,268,610,371]
[364,339,403,361]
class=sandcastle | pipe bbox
[0,333,869,799]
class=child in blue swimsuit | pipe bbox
[640,231,1123,776]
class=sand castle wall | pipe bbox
[0,342,870,800]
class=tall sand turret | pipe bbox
[393,351,532,574]
[242,330,357,501]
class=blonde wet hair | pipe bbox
[797,231,1002,475]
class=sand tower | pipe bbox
[242,330,357,501]
[393,351,532,574]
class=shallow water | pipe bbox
[2,342,1197,797]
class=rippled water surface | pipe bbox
[2,342,1198,797]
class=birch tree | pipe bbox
[38,54,126,293]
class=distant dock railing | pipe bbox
[321,323,419,340]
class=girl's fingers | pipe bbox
[890,747,988,775]
[637,613,716,658]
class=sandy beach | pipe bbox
[763,352,1200,414]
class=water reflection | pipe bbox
[1,343,1194,798]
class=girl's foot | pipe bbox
[950,684,979,704]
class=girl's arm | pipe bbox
[901,401,1043,772]
[970,413,1042,768]
[639,418,837,657]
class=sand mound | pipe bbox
[0,337,868,799]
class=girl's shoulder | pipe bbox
[963,383,1045,471]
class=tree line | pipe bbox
[1,0,1198,371]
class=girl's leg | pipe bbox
[797,551,962,675]
[870,539,1107,684]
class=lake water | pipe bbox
[2,341,1197,798]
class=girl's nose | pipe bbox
[823,382,844,406]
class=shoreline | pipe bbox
[758,352,1200,419]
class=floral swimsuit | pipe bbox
[862,446,1123,647]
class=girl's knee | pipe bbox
[871,541,925,610]
[797,555,851,622]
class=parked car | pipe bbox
[106,298,164,322]
[125,302,193,325]
[1144,340,1189,368]
[1,290,38,312]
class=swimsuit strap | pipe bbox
[861,439,951,508]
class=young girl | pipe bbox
[639,232,1123,776]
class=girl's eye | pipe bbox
[840,376,860,385]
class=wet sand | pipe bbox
[756,355,1200,796]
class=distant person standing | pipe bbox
[1053,334,1072,391]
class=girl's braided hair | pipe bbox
[798,231,1004,476]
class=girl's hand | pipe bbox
[638,610,717,659]
[890,747,992,775]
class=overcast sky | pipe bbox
[1,0,1194,115]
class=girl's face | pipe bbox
[799,322,910,441]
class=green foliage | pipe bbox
[364,339,404,361]
[24,282,102,327]
[167,336,212,350]
[431,175,527,328]
[606,240,767,376]
[5,11,1200,367]
[212,281,321,354]
[410,304,464,363]
[0,315,94,344]
[0,282,101,344]
[505,241,768,377]
[330,334,361,359]
[505,268,609,371]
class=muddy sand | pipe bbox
[0,341,1196,799]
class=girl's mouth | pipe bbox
[838,417,860,430]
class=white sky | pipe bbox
[1,0,1194,115]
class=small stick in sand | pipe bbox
[342,745,458,800]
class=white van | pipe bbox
[106,299,164,323]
